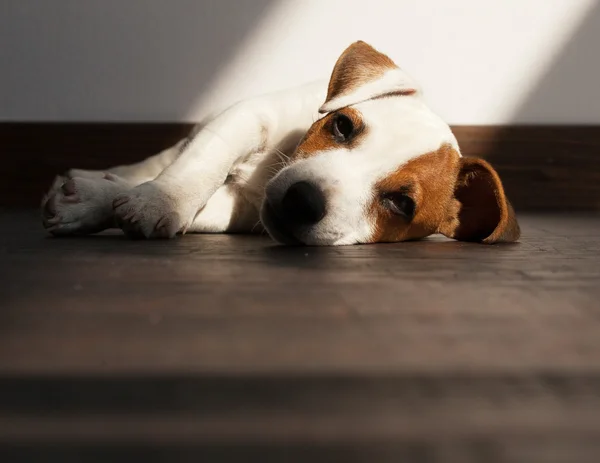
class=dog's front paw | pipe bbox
[41,175,125,235]
[113,182,192,239]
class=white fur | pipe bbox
[319,68,420,113]
[265,95,459,245]
[42,58,457,245]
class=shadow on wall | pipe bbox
[0,0,278,205]
[459,1,600,211]
[514,1,600,124]
[0,0,277,121]
[2,0,599,210]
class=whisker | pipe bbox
[266,166,282,175]
[251,220,263,233]
[270,161,287,170]
[271,148,290,164]
[275,147,290,159]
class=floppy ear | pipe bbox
[319,41,418,114]
[439,158,520,244]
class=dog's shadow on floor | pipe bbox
[42,231,518,266]
[256,236,518,269]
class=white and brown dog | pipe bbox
[42,41,520,246]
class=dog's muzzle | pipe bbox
[260,181,326,245]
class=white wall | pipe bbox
[1,0,598,124]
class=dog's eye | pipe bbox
[382,192,415,221]
[332,114,354,141]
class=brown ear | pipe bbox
[320,41,418,114]
[439,158,520,244]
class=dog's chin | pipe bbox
[260,202,303,246]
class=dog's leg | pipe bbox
[187,185,261,234]
[112,83,326,239]
[42,178,259,237]
[113,104,275,239]
[40,135,193,235]
[42,174,133,236]
[111,83,324,239]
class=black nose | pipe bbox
[280,181,326,226]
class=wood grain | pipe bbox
[1,123,599,210]
[453,126,600,211]
[1,210,600,461]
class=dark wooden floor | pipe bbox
[1,210,600,462]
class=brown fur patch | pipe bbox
[369,144,461,243]
[369,149,520,244]
[325,41,397,105]
[438,158,521,243]
[293,107,368,160]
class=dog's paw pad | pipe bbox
[61,179,78,197]
[41,177,124,236]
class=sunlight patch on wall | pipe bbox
[185,0,598,125]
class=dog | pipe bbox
[42,41,520,246]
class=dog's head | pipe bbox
[261,41,520,246]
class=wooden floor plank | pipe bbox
[1,210,599,462]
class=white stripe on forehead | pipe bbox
[319,68,420,114]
